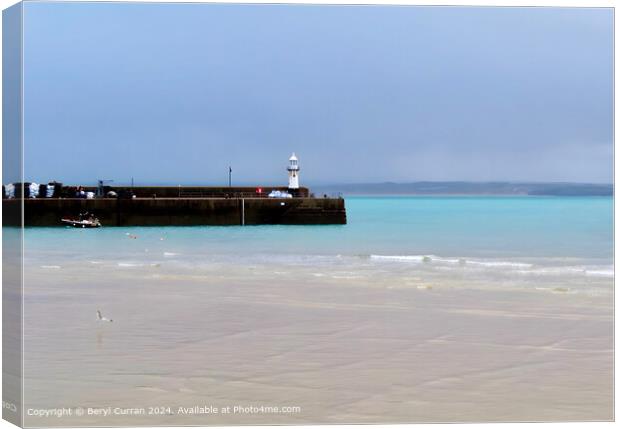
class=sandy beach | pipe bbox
[22,254,613,426]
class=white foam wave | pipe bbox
[370,254,528,268]
[466,260,533,268]
[368,254,613,279]
[520,265,614,278]
[370,255,429,262]
[585,269,614,278]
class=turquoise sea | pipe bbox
[24,196,613,292]
[25,196,612,256]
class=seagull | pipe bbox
[97,310,113,322]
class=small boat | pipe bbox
[61,213,101,228]
[61,219,101,228]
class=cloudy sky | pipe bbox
[21,3,613,186]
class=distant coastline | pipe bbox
[312,182,613,197]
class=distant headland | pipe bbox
[313,182,613,197]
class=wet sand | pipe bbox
[22,262,613,426]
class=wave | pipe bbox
[466,260,532,268]
[117,262,145,267]
[584,269,614,278]
[370,255,429,262]
[370,254,530,268]
[519,266,614,278]
[369,254,613,278]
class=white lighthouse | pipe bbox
[287,152,300,190]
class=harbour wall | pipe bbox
[4,197,346,226]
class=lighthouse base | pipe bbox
[288,188,302,198]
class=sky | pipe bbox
[20,2,613,186]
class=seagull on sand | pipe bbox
[97,310,113,322]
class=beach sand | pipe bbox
[21,260,613,426]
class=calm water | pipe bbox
[24,196,613,259]
[22,196,614,292]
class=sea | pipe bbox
[24,196,614,295]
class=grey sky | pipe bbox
[22,3,613,186]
